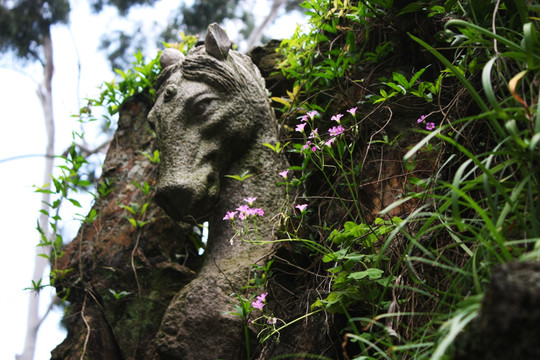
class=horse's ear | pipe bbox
[205,23,231,61]
[160,48,185,69]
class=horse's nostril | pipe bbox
[154,166,220,222]
[154,185,194,221]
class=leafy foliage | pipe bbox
[259,0,540,358]
[22,0,539,357]
[0,0,69,60]
[89,0,158,16]
[181,0,241,36]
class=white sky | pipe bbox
[0,0,303,359]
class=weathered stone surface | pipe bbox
[51,94,200,360]
[148,24,274,222]
[159,48,185,69]
[247,39,290,97]
[149,23,289,359]
[453,261,540,360]
[51,25,341,360]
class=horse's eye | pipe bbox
[164,85,177,102]
[192,95,219,118]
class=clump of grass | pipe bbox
[257,1,539,359]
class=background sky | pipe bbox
[0,0,302,358]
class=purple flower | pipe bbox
[347,107,358,116]
[307,110,318,120]
[329,125,345,137]
[324,137,336,147]
[257,292,268,302]
[223,211,237,220]
[279,170,289,179]
[417,115,427,123]
[296,123,307,132]
[295,204,308,212]
[331,113,344,123]
[243,196,257,205]
[302,140,312,151]
[426,122,436,131]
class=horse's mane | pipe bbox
[155,46,268,102]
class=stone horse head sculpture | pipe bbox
[148,23,273,222]
[148,24,289,359]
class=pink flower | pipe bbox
[426,122,435,131]
[295,204,308,212]
[251,299,264,310]
[302,141,318,154]
[252,208,265,217]
[267,317,277,325]
[324,137,336,147]
[331,113,344,123]
[329,125,344,137]
[251,292,268,310]
[300,115,308,122]
[236,204,250,220]
[237,204,250,213]
[296,123,307,132]
[309,128,318,139]
[307,110,318,120]
[347,107,358,116]
[417,115,427,123]
[279,170,289,179]
[236,204,265,219]
[223,211,237,220]
[243,196,257,205]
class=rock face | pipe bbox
[52,94,201,360]
[149,24,289,359]
[52,24,290,359]
[148,23,276,223]
[453,261,540,360]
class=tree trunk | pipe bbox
[17,27,55,360]
[246,0,286,50]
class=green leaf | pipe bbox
[385,81,406,94]
[409,66,428,86]
[224,170,252,182]
[348,268,383,280]
[119,203,137,215]
[127,218,138,228]
[68,198,81,207]
[271,97,291,108]
[141,202,150,215]
[392,72,409,88]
